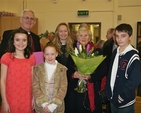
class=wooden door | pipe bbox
[1,17,12,33]
[11,16,20,29]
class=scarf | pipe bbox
[87,81,95,112]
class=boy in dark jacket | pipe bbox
[105,23,141,113]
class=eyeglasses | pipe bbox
[22,16,35,21]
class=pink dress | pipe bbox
[1,52,35,113]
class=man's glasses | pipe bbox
[22,16,35,21]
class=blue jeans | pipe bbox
[110,102,134,113]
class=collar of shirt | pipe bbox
[45,60,58,67]
[28,32,31,35]
[117,44,136,56]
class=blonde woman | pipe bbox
[52,22,73,66]
[52,22,74,112]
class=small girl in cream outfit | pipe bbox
[32,42,67,113]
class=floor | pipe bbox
[135,96,141,113]
[102,96,141,113]
[0,96,140,112]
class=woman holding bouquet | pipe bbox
[67,23,104,113]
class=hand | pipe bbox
[32,96,35,110]
[83,75,91,80]
[2,102,10,113]
[73,71,83,79]
[44,104,51,113]
[118,99,122,103]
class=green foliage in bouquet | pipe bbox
[69,42,106,93]
[75,79,87,93]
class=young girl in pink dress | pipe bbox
[0,28,35,113]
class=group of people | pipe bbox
[0,9,141,113]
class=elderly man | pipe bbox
[0,9,41,58]
[106,28,115,40]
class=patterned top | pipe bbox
[1,52,35,113]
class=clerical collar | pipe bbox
[61,43,66,45]
[28,32,30,35]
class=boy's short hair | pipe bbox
[115,23,132,36]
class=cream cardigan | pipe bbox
[32,62,67,113]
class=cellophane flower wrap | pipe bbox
[69,42,105,93]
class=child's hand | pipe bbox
[44,104,51,113]
[32,96,35,110]
[118,99,122,103]
[2,102,10,113]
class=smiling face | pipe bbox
[58,25,68,43]
[20,11,36,32]
[14,33,28,52]
[44,46,58,65]
[77,30,91,46]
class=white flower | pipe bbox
[91,53,94,56]
[75,47,79,56]
[79,44,82,53]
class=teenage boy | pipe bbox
[105,23,141,113]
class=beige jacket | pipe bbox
[32,62,67,113]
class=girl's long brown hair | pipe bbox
[7,28,32,58]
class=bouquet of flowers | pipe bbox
[69,42,105,93]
